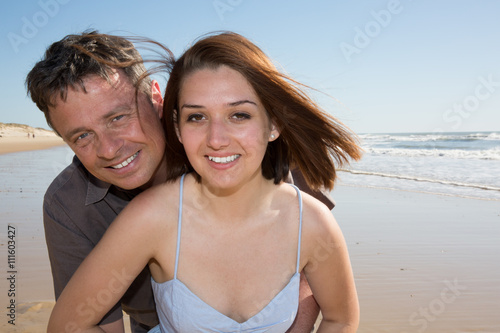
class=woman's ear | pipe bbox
[268,122,280,142]
[174,110,182,144]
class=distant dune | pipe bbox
[0,122,58,138]
[0,122,64,155]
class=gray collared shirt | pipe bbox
[43,156,158,330]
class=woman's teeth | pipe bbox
[208,155,239,164]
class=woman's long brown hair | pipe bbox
[163,32,362,190]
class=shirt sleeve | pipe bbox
[43,195,124,325]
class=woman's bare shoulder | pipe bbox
[298,189,345,248]
[114,177,183,230]
[276,183,337,232]
[280,184,335,225]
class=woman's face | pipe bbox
[176,65,279,192]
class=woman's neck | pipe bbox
[194,175,277,225]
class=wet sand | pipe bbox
[1,145,499,332]
[326,184,500,332]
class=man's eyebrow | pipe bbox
[180,100,257,110]
[65,106,131,140]
[66,126,87,140]
[101,106,131,119]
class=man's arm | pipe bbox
[44,197,125,330]
[290,168,335,210]
[47,187,166,333]
[286,273,320,333]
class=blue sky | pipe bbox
[1,0,499,134]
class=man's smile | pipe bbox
[110,152,139,169]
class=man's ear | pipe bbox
[174,110,182,144]
[151,80,163,119]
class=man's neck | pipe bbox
[138,156,168,191]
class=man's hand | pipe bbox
[100,318,125,333]
[286,273,320,332]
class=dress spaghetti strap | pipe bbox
[289,184,303,274]
[173,174,186,279]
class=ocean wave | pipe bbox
[360,132,500,143]
[339,169,500,192]
[484,132,500,140]
[364,147,500,160]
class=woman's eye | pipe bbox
[232,112,251,120]
[187,114,205,122]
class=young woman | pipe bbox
[48,32,362,332]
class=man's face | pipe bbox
[49,70,166,190]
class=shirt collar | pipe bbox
[70,156,112,205]
[73,156,142,206]
[86,172,112,205]
[80,163,112,206]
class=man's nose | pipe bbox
[96,131,123,159]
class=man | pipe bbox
[26,31,334,332]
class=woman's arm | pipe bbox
[302,197,359,333]
[47,188,169,333]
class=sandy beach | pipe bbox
[1,139,499,332]
[0,123,64,155]
[329,184,500,332]
[0,136,65,156]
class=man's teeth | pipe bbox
[111,152,139,169]
[208,155,239,164]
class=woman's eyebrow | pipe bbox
[227,100,257,107]
[180,100,257,110]
[180,103,203,110]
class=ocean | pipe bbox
[3,131,498,203]
[337,131,500,201]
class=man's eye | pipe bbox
[76,133,89,142]
[187,114,205,122]
[113,115,125,121]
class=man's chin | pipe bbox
[114,180,147,191]
[96,165,159,190]
[103,174,149,191]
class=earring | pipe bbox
[270,134,275,140]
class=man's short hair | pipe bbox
[26,30,152,132]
